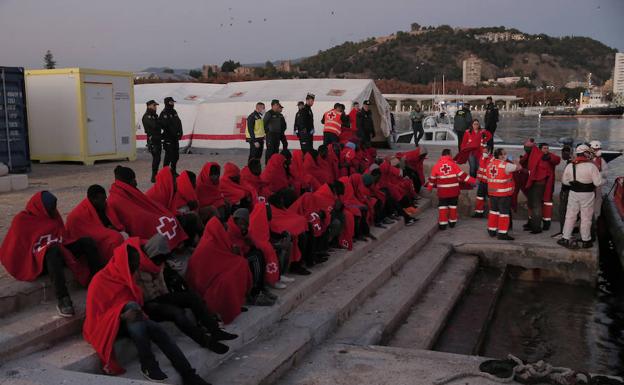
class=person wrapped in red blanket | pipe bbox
[261,153,292,196]
[187,217,252,324]
[196,162,226,215]
[220,162,256,208]
[524,143,560,233]
[377,158,419,225]
[108,166,188,250]
[427,149,476,230]
[455,119,493,178]
[173,170,199,214]
[83,238,210,384]
[66,184,127,262]
[396,147,427,194]
[1,191,101,317]
[240,158,270,200]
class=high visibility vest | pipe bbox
[477,154,492,183]
[245,117,265,139]
[487,159,514,197]
[323,109,342,136]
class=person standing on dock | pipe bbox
[487,148,521,240]
[246,102,266,161]
[558,145,602,249]
[426,149,476,230]
[410,105,425,147]
[264,99,288,164]
[453,104,471,150]
[296,93,316,153]
[589,140,608,220]
[160,97,183,176]
[525,143,561,233]
[142,100,163,183]
[472,148,492,218]
[484,97,499,153]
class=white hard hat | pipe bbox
[589,140,602,150]
[575,144,591,154]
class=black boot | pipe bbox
[449,221,456,228]
[488,230,497,238]
[542,220,551,231]
[497,233,515,241]
[438,224,447,231]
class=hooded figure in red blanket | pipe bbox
[261,153,292,196]
[66,184,127,262]
[173,171,199,214]
[426,149,476,230]
[1,191,100,317]
[343,102,360,144]
[525,143,561,233]
[108,166,188,250]
[512,139,535,212]
[83,238,210,385]
[340,142,358,177]
[196,162,226,212]
[396,147,427,194]
[146,166,178,213]
[455,119,493,178]
[241,158,270,200]
[220,162,255,208]
[303,149,330,186]
[187,217,253,324]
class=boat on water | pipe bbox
[604,178,624,267]
[541,75,624,117]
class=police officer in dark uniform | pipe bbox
[263,99,288,164]
[142,100,162,183]
[295,93,315,153]
[356,100,375,145]
[484,96,499,153]
[160,96,183,175]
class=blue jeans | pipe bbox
[468,154,478,178]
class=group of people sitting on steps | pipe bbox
[0,139,425,385]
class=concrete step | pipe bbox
[333,243,452,346]
[131,207,440,385]
[36,201,434,378]
[433,265,507,355]
[0,290,87,365]
[387,254,478,350]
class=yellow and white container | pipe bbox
[25,68,136,165]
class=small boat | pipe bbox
[396,114,504,146]
[604,178,624,266]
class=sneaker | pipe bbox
[205,338,229,355]
[382,217,395,225]
[280,275,295,283]
[211,329,238,341]
[183,373,212,385]
[471,212,484,218]
[390,212,400,220]
[290,263,311,276]
[142,365,168,382]
[580,241,593,249]
[448,221,456,228]
[497,233,515,241]
[438,224,447,230]
[488,230,497,238]
[57,296,75,318]
[405,217,418,226]
[270,281,287,290]
[248,292,275,306]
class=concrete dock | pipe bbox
[0,150,610,385]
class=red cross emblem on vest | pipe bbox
[157,216,178,240]
[440,163,452,175]
[33,234,61,255]
[327,111,336,120]
[489,165,498,177]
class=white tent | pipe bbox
[192,78,392,149]
[134,83,224,148]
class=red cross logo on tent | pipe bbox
[440,164,452,175]
[33,234,60,254]
[236,117,247,134]
[327,111,336,120]
[489,165,498,177]
[157,216,178,240]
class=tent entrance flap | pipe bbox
[85,82,116,156]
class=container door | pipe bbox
[0,67,30,173]
[85,82,115,156]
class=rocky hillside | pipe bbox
[298,26,617,87]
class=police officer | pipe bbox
[296,93,315,153]
[484,97,499,153]
[160,96,183,175]
[246,102,266,161]
[142,100,162,183]
[263,99,288,164]
[356,100,375,145]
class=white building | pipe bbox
[614,52,624,95]
[462,57,481,86]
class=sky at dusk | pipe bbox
[1,0,622,71]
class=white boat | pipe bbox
[397,114,504,146]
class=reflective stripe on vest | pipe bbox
[487,159,514,197]
[245,117,265,139]
[323,109,342,136]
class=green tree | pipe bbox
[163,68,174,74]
[221,60,241,73]
[410,22,421,31]
[188,69,202,79]
[44,50,56,69]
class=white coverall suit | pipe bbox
[593,157,607,219]
[561,161,603,242]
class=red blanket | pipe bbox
[304,152,330,186]
[240,166,269,199]
[350,174,377,225]
[108,180,188,250]
[526,146,561,201]
[173,171,199,211]
[0,192,90,285]
[196,162,226,208]
[66,198,125,262]
[146,167,176,212]
[186,217,252,324]
[83,238,158,375]
[261,154,290,194]
[397,149,426,186]
[220,163,254,205]
[249,204,280,285]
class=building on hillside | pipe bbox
[565,80,586,89]
[614,53,624,95]
[496,76,530,86]
[276,60,293,72]
[202,64,221,78]
[475,31,526,43]
[462,57,481,86]
[234,66,255,77]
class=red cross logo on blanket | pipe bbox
[440,164,452,175]
[489,165,498,177]
[33,234,61,255]
[266,262,279,274]
[157,216,178,240]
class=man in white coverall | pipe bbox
[557,144,602,250]
[589,140,608,219]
